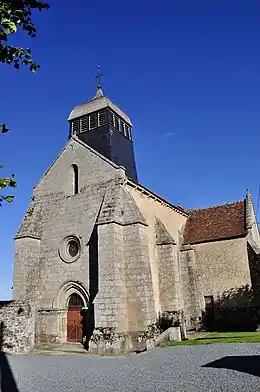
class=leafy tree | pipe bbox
[0,0,50,205]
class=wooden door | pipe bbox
[67,293,84,342]
[204,295,215,330]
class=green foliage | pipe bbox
[0,170,16,206]
[0,0,50,205]
[166,332,260,346]
[0,123,9,133]
[0,1,50,71]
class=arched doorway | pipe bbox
[67,293,84,342]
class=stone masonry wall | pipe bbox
[124,223,156,331]
[180,246,201,329]
[157,244,183,312]
[0,300,36,353]
[13,237,41,302]
[33,136,125,197]
[95,223,127,331]
[194,238,251,303]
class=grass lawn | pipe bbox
[167,331,260,346]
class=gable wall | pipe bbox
[33,138,125,197]
[14,138,125,311]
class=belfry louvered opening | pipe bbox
[81,116,88,133]
[72,119,80,135]
[98,110,107,126]
[70,108,132,140]
[89,113,98,130]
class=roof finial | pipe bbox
[96,65,103,90]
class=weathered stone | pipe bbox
[0,301,36,353]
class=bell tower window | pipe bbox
[98,110,107,126]
[108,111,115,127]
[125,125,131,140]
[81,116,88,133]
[89,113,98,130]
[72,119,80,135]
[115,116,120,131]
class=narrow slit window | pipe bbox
[72,164,79,195]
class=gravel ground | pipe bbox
[3,343,260,392]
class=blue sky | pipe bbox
[1,0,260,299]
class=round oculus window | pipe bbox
[67,240,79,258]
[59,235,81,263]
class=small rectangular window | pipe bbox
[81,116,88,133]
[89,113,98,130]
[98,110,107,127]
[72,119,80,135]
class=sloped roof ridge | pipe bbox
[187,199,244,213]
[33,135,126,191]
[126,179,188,216]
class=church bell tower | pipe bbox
[67,69,138,182]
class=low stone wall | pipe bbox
[87,325,162,355]
[87,325,184,354]
[36,309,64,345]
[0,300,36,353]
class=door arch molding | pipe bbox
[54,281,89,310]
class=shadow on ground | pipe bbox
[202,355,260,377]
[0,321,20,392]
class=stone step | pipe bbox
[36,343,88,355]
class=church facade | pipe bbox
[12,83,260,352]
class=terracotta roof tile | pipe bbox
[183,200,246,245]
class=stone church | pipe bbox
[11,79,260,353]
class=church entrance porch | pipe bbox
[67,293,84,342]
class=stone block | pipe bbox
[168,327,181,342]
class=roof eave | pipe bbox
[183,232,247,246]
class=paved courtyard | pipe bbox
[2,343,260,392]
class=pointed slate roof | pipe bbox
[67,87,132,126]
[183,200,247,245]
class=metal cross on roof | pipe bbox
[96,65,103,89]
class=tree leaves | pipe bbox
[0,123,9,133]
[0,172,16,207]
[0,1,50,70]
[0,174,16,190]
[0,1,50,207]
